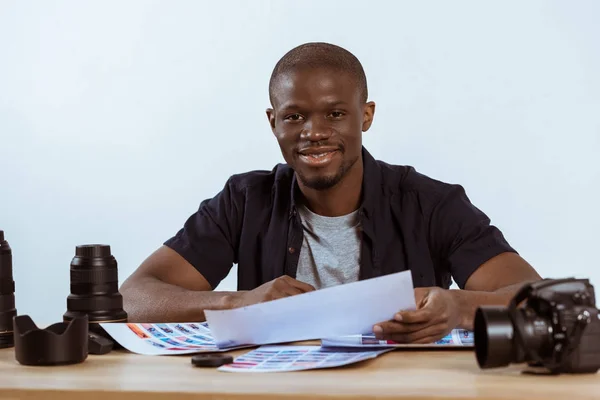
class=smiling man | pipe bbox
[120,42,541,343]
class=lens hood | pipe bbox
[13,314,88,366]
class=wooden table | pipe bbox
[1,343,599,400]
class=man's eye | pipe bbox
[329,111,345,118]
[285,114,304,121]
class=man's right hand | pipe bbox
[231,276,316,308]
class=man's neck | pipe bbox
[298,160,364,217]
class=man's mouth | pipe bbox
[302,152,333,159]
[297,148,340,166]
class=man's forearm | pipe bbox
[450,282,534,330]
[120,275,240,323]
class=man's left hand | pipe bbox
[373,287,462,344]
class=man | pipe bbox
[120,42,541,344]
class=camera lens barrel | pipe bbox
[0,231,16,348]
[474,307,515,368]
[63,244,127,324]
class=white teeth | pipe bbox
[300,151,335,161]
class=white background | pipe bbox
[1,0,598,323]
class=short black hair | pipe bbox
[268,42,368,105]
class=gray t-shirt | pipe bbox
[295,204,361,289]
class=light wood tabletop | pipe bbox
[1,343,599,400]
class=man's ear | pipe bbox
[362,101,376,132]
[266,108,276,133]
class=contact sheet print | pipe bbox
[217,346,393,372]
[100,322,474,373]
[100,322,249,355]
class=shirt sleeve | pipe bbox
[163,178,245,290]
[428,184,517,289]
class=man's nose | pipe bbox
[301,118,332,142]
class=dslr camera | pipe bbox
[474,278,600,374]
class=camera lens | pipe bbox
[474,307,514,368]
[63,244,127,324]
[474,306,553,369]
[0,230,16,348]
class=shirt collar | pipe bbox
[359,146,381,221]
[288,146,381,220]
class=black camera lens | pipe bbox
[474,306,553,369]
[63,244,127,324]
[0,230,16,348]
[474,307,514,368]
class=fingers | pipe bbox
[373,320,431,336]
[266,276,315,301]
[378,323,448,344]
[394,308,434,324]
[283,276,316,293]
[413,287,430,305]
[391,288,434,323]
[264,286,302,301]
[281,285,306,297]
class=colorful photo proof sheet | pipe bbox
[100,322,249,355]
[217,346,392,373]
[321,329,474,348]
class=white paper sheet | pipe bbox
[205,270,416,348]
[100,322,250,355]
[320,329,474,348]
[217,345,392,373]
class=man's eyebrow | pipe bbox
[279,103,301,112]
[324,100,348,107]
[278,100,348,112]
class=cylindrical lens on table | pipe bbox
[63,244,128,325]
[0,230,16,348]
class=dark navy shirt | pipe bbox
[164,147,516,291]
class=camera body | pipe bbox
[474,278,600,374]
[523,278,600,373]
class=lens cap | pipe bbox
[88,331,114,355]
[191,354,233,368]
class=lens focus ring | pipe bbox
[0,279,15,295]
[67,295,123,311]
[0,294,15,309]
[70,268,118,284]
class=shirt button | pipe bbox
[288,247,296,254]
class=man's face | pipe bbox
[267,68,375,191]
